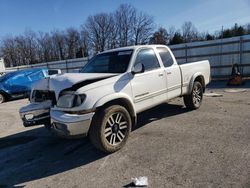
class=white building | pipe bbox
[0,58,6,74]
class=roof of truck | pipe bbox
[100,44,169,54]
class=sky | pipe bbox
[0,0,250,39]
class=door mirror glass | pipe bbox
[132,63,144,74]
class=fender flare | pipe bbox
[188,72,205,94]
[93,93,137,118]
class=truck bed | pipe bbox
[180,60,210,95]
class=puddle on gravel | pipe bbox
[0,136,37,150]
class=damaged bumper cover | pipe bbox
[50,109,94,138]
[19,100,51,127]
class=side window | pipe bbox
[27,70,45,82]
[157,47,174,67]
[134,48,160,72]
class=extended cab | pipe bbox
[20,45,210,153]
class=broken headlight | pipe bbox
[31,90,56,104]
[57,92,86,108]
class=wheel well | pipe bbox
[96,98,137,127]
[194,76,205,92]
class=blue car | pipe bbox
[0,68,48,103]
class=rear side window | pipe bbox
[134,48,160,71]
[157,47,174,67]
[27,70,45,81]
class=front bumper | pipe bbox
[50,110,95,138]
[19,101,51,127]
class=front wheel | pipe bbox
[89,105,132,153]
[183,81,203,110]
[0,93,6,104]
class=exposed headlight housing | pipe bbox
[57,92,86,108]
[31,90,56,104]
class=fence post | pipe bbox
[65,60,68,73]
[46,61,49,70]
[239,37,243,75]
[185,44,188,63]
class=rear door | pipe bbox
[130,48,167,112]
[156,47,182,99]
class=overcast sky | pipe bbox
[0,0,250,38]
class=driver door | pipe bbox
[130,48,167,113]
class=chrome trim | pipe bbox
[135,92,149,98]
[50,110,94,137]
[134,84,182,103]
[20,109,49,119]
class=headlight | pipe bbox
[57,92,86,108]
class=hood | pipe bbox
[49,73,117,99]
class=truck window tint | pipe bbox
[134,48,160,71]
[157,47,174,67]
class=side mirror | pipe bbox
[48,69,61,76]
[132,63,144,75]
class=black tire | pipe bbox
[89,105,132,153]
[184,81,203,110]
[0,93,6,104]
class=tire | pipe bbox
[184,81,203,110]
[0,93,6,104]
[89,105,132,153]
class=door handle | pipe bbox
[167,72,172,75]
[158,73,164,77]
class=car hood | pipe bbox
[49,73,118,99]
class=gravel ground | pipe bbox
[0,81,250,188]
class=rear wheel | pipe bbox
[184,81,203,110]
[0,93,6,104]
[89,105,132,153]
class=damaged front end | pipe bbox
[19,72,116,135]
[19,90,56,127]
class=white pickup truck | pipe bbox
[20,45,210,153]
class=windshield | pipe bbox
[0,72,17,82]
[80,50,133,73]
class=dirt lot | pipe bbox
[0,81,250,188]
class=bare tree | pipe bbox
[65,27,81,59]
[107,14,118,49]
[149,27,169,44]
[181,21,198,42]
[79,28,90,57]
[0,37,17,67]
[23,30,38,64]
[37,32,55,62]
[13,30,38,65]
[168,26,176,41]
[115,4,136,47]
[132,11,154,45]
[51,30,67,60]
[84,13,114,53]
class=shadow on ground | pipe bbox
[0,103,188,187]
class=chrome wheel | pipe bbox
[104,112,128,146]
[192,84,202,106]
